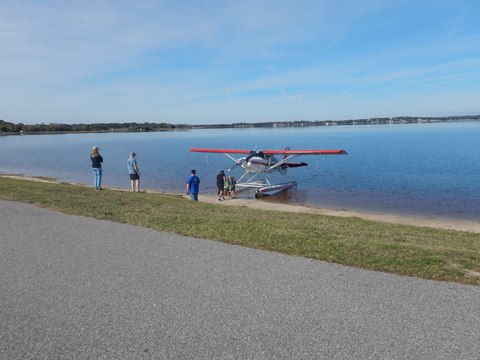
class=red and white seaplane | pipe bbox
[190,147,348,198]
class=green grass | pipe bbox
[1,177,479,285]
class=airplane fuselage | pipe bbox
[242,156,287,174]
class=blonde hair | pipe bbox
[91,147,99,156]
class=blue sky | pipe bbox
[1,0,479,125]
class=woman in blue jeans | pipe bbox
[91,146,103,190]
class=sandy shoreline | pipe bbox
[196,194,480,233]
[3,174,480,233]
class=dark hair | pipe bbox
[191,169,196,174]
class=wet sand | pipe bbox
[3,174,480,233]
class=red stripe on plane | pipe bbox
[190,148,347,155]
[190,148,251,154]
[262,149,347,155]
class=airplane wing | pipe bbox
[190,148,347,155]
[262,149,348,155]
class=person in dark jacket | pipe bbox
[216,170,225,200]
[91,146,103,190]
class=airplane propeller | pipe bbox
[228,157,246,171]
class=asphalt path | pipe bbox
[1,200,479,359]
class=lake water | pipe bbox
[1,121,479,221]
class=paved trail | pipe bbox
[1,200,479,359]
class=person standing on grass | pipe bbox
[91,146,103,190]
[127,152,141,192]
[186,169,200,201]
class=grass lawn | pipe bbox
[1,177,479,285]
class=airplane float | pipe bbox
[190,147,348,198]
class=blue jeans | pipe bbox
[92,168,102,188]
[189,192,198,201]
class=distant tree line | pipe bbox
[1,115,480,134]
[0,120,24,132]
[0,120,189,133]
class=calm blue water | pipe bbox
[1,122,479,220]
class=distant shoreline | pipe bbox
[1,115,479,135]
[190,116,480,129]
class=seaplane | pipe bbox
[190,147,348,198]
